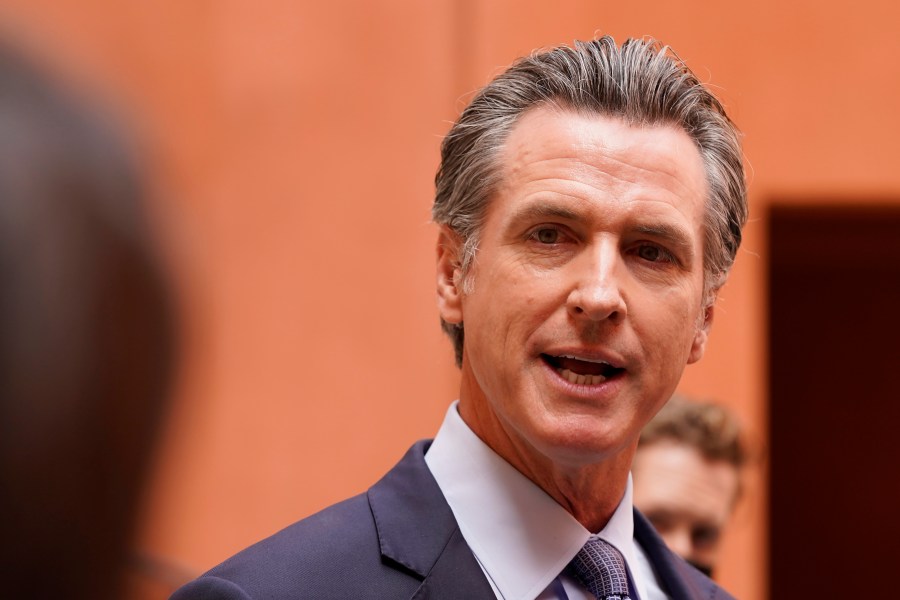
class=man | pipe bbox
[632,397,747,579]
[172,36,747,600]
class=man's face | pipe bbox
[437,106,711,472]
[632,440,740,576]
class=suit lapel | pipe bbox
[367,440,496,600]
[409,527,497,600]
[633,508,734,600]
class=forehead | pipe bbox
[492,106,708,233]
[634,441,741,510]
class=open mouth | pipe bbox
[541,354,625,385]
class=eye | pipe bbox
[634,243,675,264]
[531,227,561,244]
[637,244,662,261]
[645,512,674,533]
[691,526,721,549]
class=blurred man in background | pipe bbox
[632,396,747,578]
[0,39,175,600]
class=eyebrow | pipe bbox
[507,202,582,227]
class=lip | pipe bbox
[539,346,627,370]
[539,357,627,399]
[537,347,629,399]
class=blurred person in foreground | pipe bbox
[0,40,175,600]
[174,36,747,600]
[632,397,747,579]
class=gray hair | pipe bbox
[432,36,747,366]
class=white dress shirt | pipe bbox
[425,402,667,600]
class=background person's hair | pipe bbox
[639,396,747,470]
[432,36,748,366]
[0,40,175,600]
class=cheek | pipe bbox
[631,294,703,390]
[645,290,703,346]
[495,272,566,329]
[636,301,694,349]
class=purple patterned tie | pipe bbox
[569,537,632,600]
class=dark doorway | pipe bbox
[769,205,900,597]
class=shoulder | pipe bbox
[171,493,420,600]
[170,442,450,600]
[212,493,376,576]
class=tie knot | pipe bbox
[569,537,632,600]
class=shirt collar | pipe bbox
[425,401,638,600]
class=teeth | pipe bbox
[558,367,607,385]
[560,354,612,366]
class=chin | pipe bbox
[528,416,637,467]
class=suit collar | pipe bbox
[367,440,496,599]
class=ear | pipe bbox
[687,300,715,364]
[436,225,464,325]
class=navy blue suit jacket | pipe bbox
[171,441,734,600]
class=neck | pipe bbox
[458,395,636,533]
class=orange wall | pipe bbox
[3,2,899,599]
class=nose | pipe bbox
[566,243,626,323]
